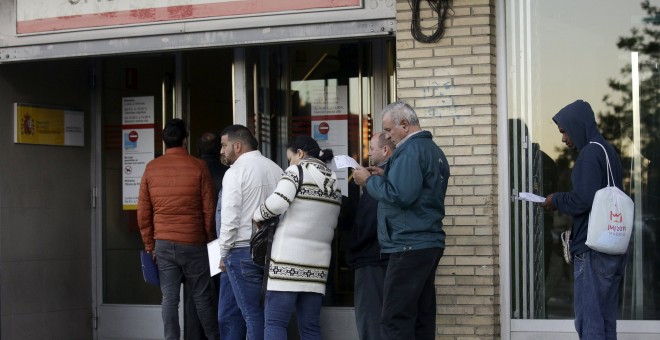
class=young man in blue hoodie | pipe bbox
[541,100,628,340]
[354,101,450,340]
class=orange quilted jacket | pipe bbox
[137,147,216,251]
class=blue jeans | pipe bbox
[225,247,265,340]
[573,249,627,340]
[154,240,219,340]
[354,265,387,340]
[218,272,247,340]
[265,290,323,340]
[381,247,443,340]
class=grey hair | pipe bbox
[373,131,396,150]
[381,100,420,126]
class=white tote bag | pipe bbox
[585,142,634,255]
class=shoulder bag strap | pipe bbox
[295,163,304,195]
[589,141,615,188]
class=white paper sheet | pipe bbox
[333,155,360,169]
[518,192,546,203]
[207,239,221,277]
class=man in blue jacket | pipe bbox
[354,101,450,340]
[541,100,628,340]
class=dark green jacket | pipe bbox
[365,130,450,253]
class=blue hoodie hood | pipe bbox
[552,100,601,151]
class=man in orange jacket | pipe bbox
[138,118,219,340]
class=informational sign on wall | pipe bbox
[122,96,155,210]
[310,85,350,195]
[16,0,361,34]
[13,103,84,147]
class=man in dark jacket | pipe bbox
[186,132,232,340]
[541,100,628,340]
[138,118,219,340]
[198,130,246,340]
[346,131,395,340]
[353,101,450,340]
[198,132,229,195]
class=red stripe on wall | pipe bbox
[17,0,362,34]
[310,114,349,121]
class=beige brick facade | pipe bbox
[395,0,500,338]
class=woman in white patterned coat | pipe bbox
[253,136,342,340]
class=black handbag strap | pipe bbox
[260,164,303,305]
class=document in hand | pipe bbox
[207,239,221,277]
[517,192,546,203]
[333,155,360,169]
[140,250,160,286]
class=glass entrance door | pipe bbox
[97,54,175,339]
[96,50,234,339]
[625,48,660,320]
[250,39,395,338]
[94,40,393,339]
[288,42,372,308]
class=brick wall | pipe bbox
[395,0,500,338]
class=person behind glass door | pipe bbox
[201,130,247,340]
[346,132,395,340]
[137,118,219,340]
[198,132,229,196]
[541,100,628,340]
[253,136,342,340]
[183,132,222,340]
[218,125,283,340]
[188,131,245,340]
[353,101,450,340]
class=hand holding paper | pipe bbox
[517,192,546,203]
[367,166,384,176]
[207,239,221,276]
[333,155,360,169]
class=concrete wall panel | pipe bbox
[0,58,93,339]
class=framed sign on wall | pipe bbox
[14,103,84,147]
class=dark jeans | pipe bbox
[185,274,218,340]
[155,240,220,340]
[573,249,627,340]
[354,265,387,340]
[381,247,444,340]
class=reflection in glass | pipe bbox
[288,42,373,307]
[507,0,659,319]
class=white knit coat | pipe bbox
[253,158,342,294]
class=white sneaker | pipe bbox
[561,230,572,264]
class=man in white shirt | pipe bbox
[218,125,282,340]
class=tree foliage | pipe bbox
[599,0,660,159]
[555,0,660,172]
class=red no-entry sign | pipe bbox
[318,122,330,134]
